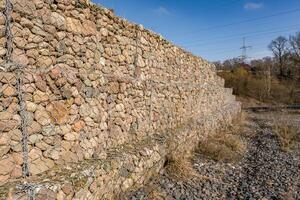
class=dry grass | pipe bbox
[164,155,201,181]
[163,154,226,185]
[272,116,300,151]
[196,129,246,163]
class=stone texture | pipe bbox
[46,101,69,124]
[33,90,49,103]
[73,120,85,132]
[50,12,66,29]
[66,17,83,34]
[2,85,16,97]
[34,109,51,126]
[0,0,241,199]
[0,156,14,175]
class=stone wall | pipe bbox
[0,0,241,199]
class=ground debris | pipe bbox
[124,111,300,200]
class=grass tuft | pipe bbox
[164,155,200,181]
[197,132,246,163]
[272,116,300,151]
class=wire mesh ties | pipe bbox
[2,0,34,199]
[4,0,13,64]
[16,68,30,177]
[17,183,40,200]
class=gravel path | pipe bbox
[124,112,300,200]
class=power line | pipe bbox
[181,23,300,46]
[182,26,300,48]
[195,43,268,56]
[181,8,300,36]
[194,40,280,57]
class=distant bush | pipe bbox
[218,67,300,104]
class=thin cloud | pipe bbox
[244,2,264,10]
[154,6,170,16]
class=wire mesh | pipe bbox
[0,0,222,199]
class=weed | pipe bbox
[197,132,246,163]
[272,116,300,151]
[163,155,199,181]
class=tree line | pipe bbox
[215,32,300,104]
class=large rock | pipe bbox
[100,28,108,37]
[0,111,13,121]
[20,17,34,29]
[28,134,43,144]
[66,17,83,35]
[0,156,15,175]
[2,85,17,97]
[79,103,91,117]
[29,157,54,175]
[0,15,4,25]
[27,121,42,135]
[136,55,145,68]
[64,132,79,141]
[106,82,120,94]
[0,146,10,158]
[73,189,92,200]
[0,47,6,56]
[11,0,36,15]
[46,101,69,125]
[0,72,16,84]
[31,26,48,37]
[33,90,49,103]
[36,56,53,68]
[36,188,57,200]
[26,101,37,112]
[82,20,97,36]
[0,120,18,132]
[34,109,51,126]
[50,12,66,29]
[72,120,85,132]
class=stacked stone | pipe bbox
[0,0,241,198]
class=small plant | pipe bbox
[197,132,246,163]
[164,155,200,180]
[272,116,300,151]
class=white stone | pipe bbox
[64,132,78,141]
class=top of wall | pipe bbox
[86,0,206,60]
[3,0,212,70]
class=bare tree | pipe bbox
[268,36,289,77]
[289,32,300,78]
[251,57,273,97]
[289,32,300,61]
[288,32,300,100]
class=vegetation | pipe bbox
[164,154,201,180]
[215,32,300,104]
[271,114,300,151]
[218,67,300,104]
[197,127,246,162]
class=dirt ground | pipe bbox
[124,109,300,200]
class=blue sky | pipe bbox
[93,0,300,62]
